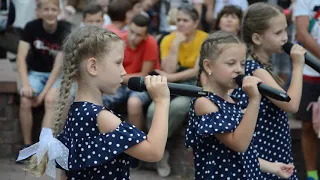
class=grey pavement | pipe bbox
[0,159,182,180]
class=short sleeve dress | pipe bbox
[185,93,261,179]
[57,101,146,180]
[232,60,297,180]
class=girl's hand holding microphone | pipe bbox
[290,44,306,67]
[241,76,262,102]
[144,75,170,105]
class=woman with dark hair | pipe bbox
[214,5,243,35]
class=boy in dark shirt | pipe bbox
[16,0,72,154]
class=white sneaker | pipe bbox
[156,150,171,177]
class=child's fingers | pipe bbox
[156,75,162,84]
[145,75,151,88]
[150,75,157,87]
[161,76,167,83]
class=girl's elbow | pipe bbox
[286,104,299,113]
[230,143,249,153]
[145,150,164,162]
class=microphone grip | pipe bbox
[257,83,291,102]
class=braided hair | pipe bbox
[242,2,284,85]
[27,25,123,176]
[197,31,242,87]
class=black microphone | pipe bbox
[283,42,320,73]
[128,77,210,97]
[235,75,291,102]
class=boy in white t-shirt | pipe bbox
[294,0,320,179]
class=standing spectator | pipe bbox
[294,0,320,179]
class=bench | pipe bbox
[0,59,21,158]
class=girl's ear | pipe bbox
[203,59,212,75]
[252,33,262,45]
[86,58,98,76]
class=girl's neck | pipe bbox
[43,21,58,34]
[74,83,104,106]
[203,82,232,102]
[250,46,271,64]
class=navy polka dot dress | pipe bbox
[232,60,297,180]
[185,93,261,179]
[56,101,146,180]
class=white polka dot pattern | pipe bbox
[57,101,146,180]
[231,60,298,180]
[185,93,261,179]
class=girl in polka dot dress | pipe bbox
[185,31,295,179]
[232,3,306,180]
[25,26,170,180]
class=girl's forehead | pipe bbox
[266,14,287,30]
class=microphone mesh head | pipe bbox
[128,77,144,91]
[235,74,246,86]
[283,42,293,55]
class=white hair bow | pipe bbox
[16,128,69,178]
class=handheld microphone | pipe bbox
[235,75,291,102]
[283,42,320,73]
[128,77,210,97]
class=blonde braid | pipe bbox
[27,26,122,177]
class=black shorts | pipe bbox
[296,80,320,121]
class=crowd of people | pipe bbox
[2,0,319,179]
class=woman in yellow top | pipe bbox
[146,4,208,178]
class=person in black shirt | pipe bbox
[16,0,72,154]
[0,0,21,58]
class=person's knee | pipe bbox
[170,97,190,113]
[44,92,57,108]
[20,96,32,108]
[127,97,143,114]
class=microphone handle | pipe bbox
[257,83,291,102]
[167,83,210,97]
[305,53,320,73]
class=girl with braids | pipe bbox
[232,2,306,180]
[185,31,295,179]
[17,25,171,180]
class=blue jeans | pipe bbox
[103,86,151,110]
[26,70,77,97]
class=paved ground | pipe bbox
[0,159,182,180]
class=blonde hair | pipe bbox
[27,25,122,176]
[38,0,60,8]
[242,2,284,85]
[197,31,242,86]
